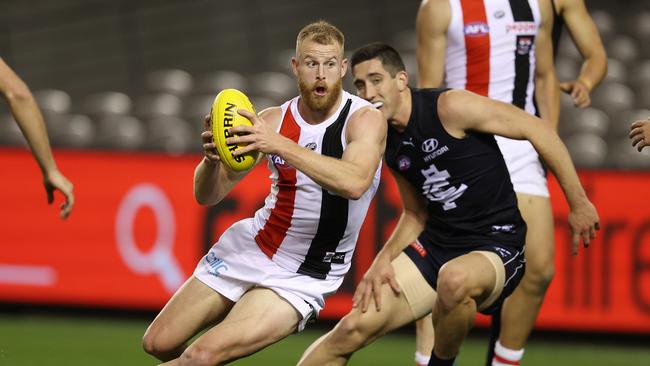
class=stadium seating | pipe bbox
[0,114,27,147]
[47,113,96,149]
[0,0,647,169]
[145,69,194,96]
[94,115,146,150]
[145,115,195,155]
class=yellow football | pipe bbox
[211,88,259,172]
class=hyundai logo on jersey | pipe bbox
[421,138,439,153]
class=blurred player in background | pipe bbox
[630,117,650,152]
[297,42,599,366]
[142,20,386,366]
[0,57,74,219]
[551,0,607,109]
[415,1,559,364]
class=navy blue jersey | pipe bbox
[385,88,526,250]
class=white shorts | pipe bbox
[495,136,549,197]
[193,219,344,331]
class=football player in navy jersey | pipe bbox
[415,1,605,364]
[297,43,598,366]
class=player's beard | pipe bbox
[298,78,343,112]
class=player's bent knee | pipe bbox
[523,260,554,293]
[332,311,381,350]
[142,327,172,358]
[436,265,469,309]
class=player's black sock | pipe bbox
[428,352,455,366]
[485,306,502,366]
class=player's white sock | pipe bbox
[492,340,524,366]
[415,351,431,366]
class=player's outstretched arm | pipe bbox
[416,0,450,88]
[559,0,607,108]
[439,89,599,255]
[0,58,74,219]
[193,109,274,206]
[353,169,427,313]
[230,106,386,200]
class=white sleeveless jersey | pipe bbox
[251,91,381,280]
[445,0,541,115]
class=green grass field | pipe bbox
[0,314,649,365]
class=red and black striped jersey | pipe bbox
[251,91,381,280]
[445,0,541,114]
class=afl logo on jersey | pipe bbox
[464,22,489,37]
[397,155,411,171]
[421,138,439,153]
[305,142,317,151]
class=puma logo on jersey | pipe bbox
[421,163,468,211]
[402,138,416,147]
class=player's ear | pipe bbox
[341,58,349,77]
[291,57,299,76]
[396,70,409,91]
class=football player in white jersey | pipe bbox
[142,20,386,366]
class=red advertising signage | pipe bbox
[1,149,649,333]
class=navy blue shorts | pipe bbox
[403,240,526,315]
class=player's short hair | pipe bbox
[296,20,345,51]
[351,42,406,77]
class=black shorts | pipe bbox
[403,239,526,315]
